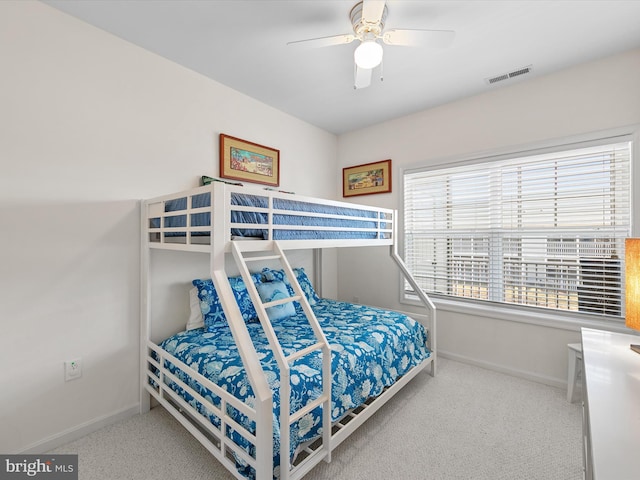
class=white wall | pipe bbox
[337,48,640,387]
[0,1,337,454]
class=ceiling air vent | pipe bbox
[485,65,533,85]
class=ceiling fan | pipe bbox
[287,0,455,89]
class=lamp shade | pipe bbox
[625,238,640,331]
[354,40,383,69]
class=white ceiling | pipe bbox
[44,0,640,135]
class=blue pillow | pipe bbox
[261,267,319,305]
[256,281,296,321]
[294,267,320,304]
[192,272,262,329]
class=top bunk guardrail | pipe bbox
[144,183,395,252]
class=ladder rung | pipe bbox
[263,295,302,310]
[290,394,329,424]
[285,341,324,364]
[242,254,281,262]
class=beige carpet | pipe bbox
[49,358,583,480]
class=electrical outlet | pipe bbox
[64,358,82,381]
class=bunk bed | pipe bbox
[141,182,436,480]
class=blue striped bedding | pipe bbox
[156,298,429,479]
[154,192,388,239]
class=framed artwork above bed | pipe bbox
[219,133,280,186]
[343,159,392,197]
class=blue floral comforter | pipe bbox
[158,299,429,478]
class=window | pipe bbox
[403,138,632,318]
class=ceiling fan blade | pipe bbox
[287,33,355,49]
[362,0,387,24]
[354,65,372,90]
[382,29,455,48]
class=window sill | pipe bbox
[402,295,630,334]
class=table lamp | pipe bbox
[625,238,640,354]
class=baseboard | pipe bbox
[19,403,140,454]
[439,350,566,389]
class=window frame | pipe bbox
[399,128,639,330]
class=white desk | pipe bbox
[581,327,640,480]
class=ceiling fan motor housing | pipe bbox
[350,1,388,40]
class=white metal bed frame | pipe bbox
[140,182,436,480]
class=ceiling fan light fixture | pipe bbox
[354,40,383,69]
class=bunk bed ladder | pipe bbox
[231,241,333,480]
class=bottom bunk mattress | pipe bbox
[157,298,430,479]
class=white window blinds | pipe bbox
[403,138,631,317]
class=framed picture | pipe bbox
[343,159,392,197]
[219,134,280,186]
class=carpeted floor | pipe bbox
[49,358,583,479]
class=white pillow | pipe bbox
[186,287,205,330]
